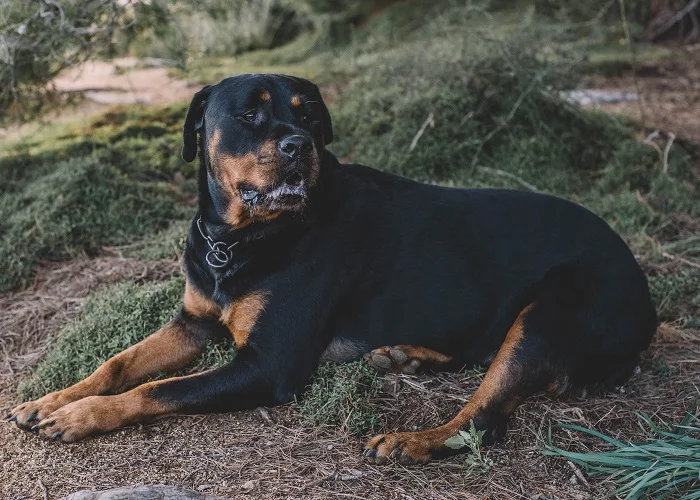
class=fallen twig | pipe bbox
[662,132,675,174]
[36,479,48,500]
[408,112,435,152]
[477,166,541,192]
[661,251,700,269]
[643,130,676,174]
[566,460,590,487]
[647,0,700,41]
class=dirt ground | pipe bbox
[2,287,698,499]
[0,58,198,143]
[580,46,700,146]
[2,55,700,499]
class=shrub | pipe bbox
[0,0,130,117]
[0,104,194,292]
[330,15,631,194]
[0,157,184,292]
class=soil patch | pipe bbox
[2,302,698,499]
[581,47,700,147]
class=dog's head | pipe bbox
[182,74,333,228]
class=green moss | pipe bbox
[0,104,194,292]
[649,272,700,328]
[18,279,185,400]
[130,219,191,261]
[0,158,186,292]
[298,361,382,436]
[582,191,658,238]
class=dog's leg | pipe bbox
[363,303,565,464]
[366,345,453,374]
[8,283,224,429]
[30,348,280,442]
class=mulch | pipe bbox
[1,257,698,499]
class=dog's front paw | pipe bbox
[7,391,72,430]
[363,431,436,465]
[32,396,111,443]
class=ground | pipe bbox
[1,2,700,498]
[1,268,697,499]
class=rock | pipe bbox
[240,480,259,492]
[64,484,225,500]
[560,89,639,106]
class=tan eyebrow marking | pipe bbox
[260,91,271,102]
[290,95,302,107]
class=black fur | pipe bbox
[156,74,657,438]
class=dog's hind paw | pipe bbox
[365,346,423,374]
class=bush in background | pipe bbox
[0,0,130,118]
[128,0,307,63]
[0,104,194,292]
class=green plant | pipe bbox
[0,104,194,292]
[648,273,700,328]
[544,409,700,499]
[0,158,185,292]
[298,361,382,435]
[445,421,494,475]
[128,0,307,63]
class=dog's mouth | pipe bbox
[239,173,308,212]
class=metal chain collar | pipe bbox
[197,217,240,268]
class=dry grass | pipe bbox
[580,49,700,146]
[0,254,180,393]
[1,281,698,500]
[2,5,700,497]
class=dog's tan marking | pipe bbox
[220,291,269,349]
[9,317,210,427]
[208,132,283,228]
[290,95,302,107]
[364,304,536,464]
[260,91,271,102]
[34,382,171,442]
[184,280,220,318]
[206,127,322,227]
[207,128,223,159]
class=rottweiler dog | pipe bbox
[8,74,657,465]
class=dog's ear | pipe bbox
[310,82,334,145]
[182,85,212,163]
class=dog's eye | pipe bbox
[242,111,257,122]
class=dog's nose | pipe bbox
[285,172,303,186]
[278,135,310,159]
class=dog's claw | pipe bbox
[51,431,62,440]
[27,412,38,422]
[363,449,376,457]
[30,424,40,432]
[6,415,17,423]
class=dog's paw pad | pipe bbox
[362,432,434,465]
[366,346,422,374]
